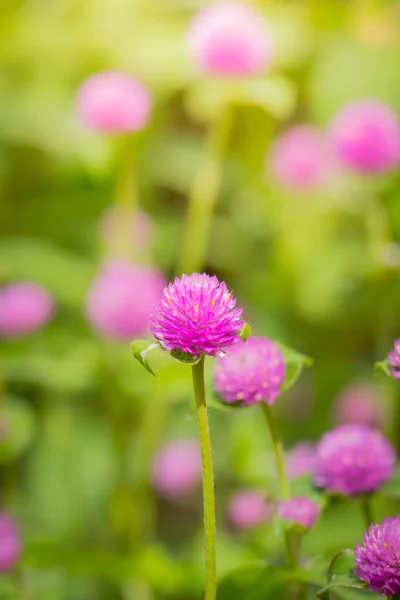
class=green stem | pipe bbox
[260,403,290,500]
[360,496,373,528]
[178,106,233,275]
[192,357,216,600]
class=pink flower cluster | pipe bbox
[0,283,54,338]
[152,439,202,498]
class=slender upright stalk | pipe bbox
[360,496,373,529]
[260,403,290,500]
[178,106,233,275]
[192,357,216,600]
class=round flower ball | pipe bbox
[86,261,165,341]
[0,282,54,338]
[388,339,400,379]
[187,1,271,77]
[0,515,21,572]
[228,491,274,530]
[278,497,320,531]
[314,424,395,496]
[77,71,152,133]
[333,382,386,429]
[150,273,243,357]
[214,337,285,405]
[269,125,330,190]
[355,516,400,596]
[152,439,201,498]
[286,442,317,480]
[328,100,400,173]
[99,206,154,257]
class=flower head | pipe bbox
[388,339,400,379]
[150,273,243,357]
[152,439,201,498]
[269,125,330,190]
[187,1,271,77]
[77,71,152,133]
[333,382,386,429]
[86,261,165,341]
[278,496,320,530]
[214,337,285,405]
[355,516,400,596]
[0,283,54,338]
[286,442,317,480]
[228,491,274,530]
[0,515,21,572]
[328,100,400,173]
[314,424,395,496]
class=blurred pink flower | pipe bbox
[286,442,317,480]
[187,2,271,77]
[278,496,320,530]
[77,71,152,133]
[86,261,165,340]
[328,100,400,173]
[0,283,54,338]
[99,206,154,257]
[269,125,331,190]
[152,439,202,498]
[228,490,274,529]
[0,515,21,573]
[333,382,387,429]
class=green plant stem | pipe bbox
[260,403,290,500]
[360,496,373,528]
[178,106,233,275]
[113,136,137,211]
[192,357,216,600]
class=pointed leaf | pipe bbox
[374,359,391,378]
[316,550,368,599]
[280,344,313,392]
[131,340,163,376]
[239,322,251,343]
[169,349,201,365]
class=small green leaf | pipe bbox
[131,340,163,376]
[316,550,368,599]
[239,322,251,343]
[169,349,201,365]
[374,359,391,378]
[280,344,313,392]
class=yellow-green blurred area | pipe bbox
[1,0,400,599]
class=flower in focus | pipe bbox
[333,382,386,429]
[214,337,285,405]
[86,261,165,340]
[0,283,54,338]
[77,71,152,133]
[314,424,395,496]
[286,442,317,480]
[150,273,243,357]
[388,339,400,379]
[278,496,320,530]
[228,491,274,530]
[152,439,202,498]
[187,1,271,77]
[269,125,330,190]
[0,515,21,572]
[328,100,400,173]
[99,206,154,258]
[355,516,400,596]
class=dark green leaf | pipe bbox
[316,550,369,599]
[169,349,201,365]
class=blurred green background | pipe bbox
[1,0,400,598]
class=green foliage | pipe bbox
[316,550,371,600]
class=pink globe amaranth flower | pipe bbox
[286,443,317,480]
[333,382,385,429]
[269,125,330,190]
[150,273,243,357]
[278,496,320,531]
[328,100,400,173]
[314,424,395,497]
[228,491,274,530]
[355,516,400,596]
[214,337,285,405]
[86,261,165,341]
[0,283,54,338]
[77,71,152,133]
[152,439,202,498]
[0,515,21,573]
[99,206,153,257]
[187,1,271,77]
[388,339,400,379]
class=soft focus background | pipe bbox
[1,0,400,598]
